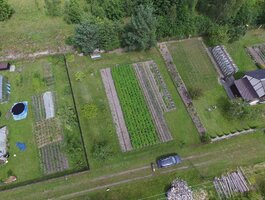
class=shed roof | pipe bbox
[234,77,259,101]
[0,63,10,70]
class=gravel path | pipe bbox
[133,62,173,142]
[100,68,132,152]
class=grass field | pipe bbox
[226,29,265,73]
[66,49,200,172]
[111,65,159,148]
[168,38,265,137]
[0,0,73,57]
[1,131,265,199]
[0,56,86,183]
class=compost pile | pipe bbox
[167,179,193,200]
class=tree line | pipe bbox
[2,0,265,52]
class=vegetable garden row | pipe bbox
[111,65,159,149]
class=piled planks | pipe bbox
[213,169,250,199]
[167,179,193,200]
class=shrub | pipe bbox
[0,0,14,21]
[44,0,62,17]
[189,87,203,100]
[201,133,211,143]
[81,103,98,119]
[64,0,83,24]
[92,140,113,160]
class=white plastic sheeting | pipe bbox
[43,91,55,119]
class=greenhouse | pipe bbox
[0,75,10,103]
[212,45,238,77]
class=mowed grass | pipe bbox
[111,65,159,148]
[1,131,265,200]
[0,56,86,183]
[168,38,265,137]
[0,0,73,57]
[66,49,200,173]
[226,29,265,73]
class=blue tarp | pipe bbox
[16,142,26,151]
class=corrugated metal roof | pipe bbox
[234,78,259,101]
[245,69,265,80]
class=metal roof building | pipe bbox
[212,45,239,77]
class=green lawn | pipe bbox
[66,49,200,172]
[0,56,86,183]
[167,38,265,137]
[0,0,73,57]
[226,29,265,73]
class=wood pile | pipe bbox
[167,179,193,200]
[213,169,250,199]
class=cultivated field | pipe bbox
[0,0,73,57]
[0,56,86,183]
[168,38,265,137]
[111,65,159,148]
[66,50,199,172]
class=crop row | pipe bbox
[111,65,159,148]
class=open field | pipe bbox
[0,56,86,183]
[66,49,200,172]
[1,131,265,199]
[111,65,159,148]
[226,29,265,73]
[168,38,265,137]
[0,0,73,57]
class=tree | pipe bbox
[103,0,124,20]
[72,17,120,53]
[64,0,83,24]
[0,0,14,21]
[44,0,62,17]
[122,4,157,51]
[207,24,229,46]
[73,21,100,54]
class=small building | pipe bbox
[212,46,238,78]
[232,69,265,105]
[0,126,8,164]
[0,63,11,71]
[90,49,102,60]
[0,75,10,103]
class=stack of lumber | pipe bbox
[167,179,193,200]
[213,169,250,199]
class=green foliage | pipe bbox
[44,0,62,17]
[123,4,156,51]
[73,17,120,53]
[103,0,124,20]
[0,0,14,21]
[74,71,86,81]
[64,0,83,24]
[221,99,259,121]
[91,140,113,160]
[189,87,203,100]
[207,24,229,46]
[81,103,98,119]
[112,65,159,148]
[200,133,211,143]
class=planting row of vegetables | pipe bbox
[111,65,159,149]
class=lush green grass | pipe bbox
[66,49,200,172]
[0,0,73,57]
[1,131,265,200]
[0,56,86,183]
[111,65,159,148]
[226,29,265,73]
[168,38,265,137]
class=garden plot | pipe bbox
[148,61,176,111]
[43,63,55,86]
[32,91,55,121]
[247,44,265,66]
[133,61,173,142]
[39,142,69,175]
[34,118,63,148]
[111,65,159,149]
[101,68,132,152]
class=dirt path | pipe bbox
[100,68,132,152]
